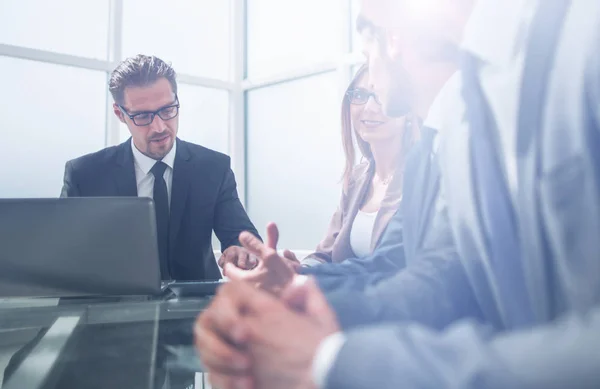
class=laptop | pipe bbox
[0,197,162,298]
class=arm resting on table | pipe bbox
[300,210,406,293]
[213,165,261,249]
[324,307,600,389]
[60,161,80,197]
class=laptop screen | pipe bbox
[0,197,161,297]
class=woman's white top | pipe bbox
[349,210,378,258]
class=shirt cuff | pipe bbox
[312,332,347,389]
[301,257,325,267]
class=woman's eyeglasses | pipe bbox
[346,88,381,105]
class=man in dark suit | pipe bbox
[62,54,260,281]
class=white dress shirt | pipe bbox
[131,139,177,205]
[424,71,462,156]
[311,332,347,389]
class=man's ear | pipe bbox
[386,31,403,60]
[113,103,126,124]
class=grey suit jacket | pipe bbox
[326,2,600,388]
[303,160,402,265]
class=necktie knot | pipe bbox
[151,161,168,178]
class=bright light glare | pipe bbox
[403,0,442,20]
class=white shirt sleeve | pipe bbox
[311,332,347,389]
[301,257,326,267]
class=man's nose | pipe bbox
[364,94,380,113]
[149,115,167,133]
[367,50,386,95]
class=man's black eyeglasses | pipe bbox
[119,95,180,126]
[346,88,381,105]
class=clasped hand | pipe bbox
[195,224,340,389]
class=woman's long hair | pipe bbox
[341,64,418,189]
[341,64,372,189]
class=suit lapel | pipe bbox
[114,139,138,196]
[443,96,490,262]
[371,163,403,249]
[370,203,395,249]
[400,134,431,255]
[414,151,441,249]
[347,163,374,222]
[169,139,192,253]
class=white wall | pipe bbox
[246,72,345,249]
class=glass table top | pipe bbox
[0,295,213,389]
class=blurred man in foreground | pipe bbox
[196,0,600,388]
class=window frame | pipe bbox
[0,0,363,216]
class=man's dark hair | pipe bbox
[356,14,387,51]
[109,54,177,105]
[356,14,376,35]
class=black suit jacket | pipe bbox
[60,138,260,281]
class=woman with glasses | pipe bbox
[284,64,419,266]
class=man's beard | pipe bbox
[381,40,459,119]
[418,40,461,63]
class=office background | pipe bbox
[0,0,364,250]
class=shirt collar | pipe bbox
[461,0,538,66]
[131,138,177,175]
[423,71,461,132]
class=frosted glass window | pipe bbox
[0,57,107,198]
[0,0,110,59]
[246,72,345,250]
[351,64,363,81]
[247,0,346,79]
[119,84,229,155]
[122,0,232,81]
[351,0,362,52]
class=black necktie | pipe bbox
[421,127,440,209]
[402,126,437,261]
[461,53,533,327]
[150,161,170,280]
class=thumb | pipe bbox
[283,249,298,262]
[238,252,258,270]
[281,276,309,312]
[223,262,250,281]
[265,222,279,250]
